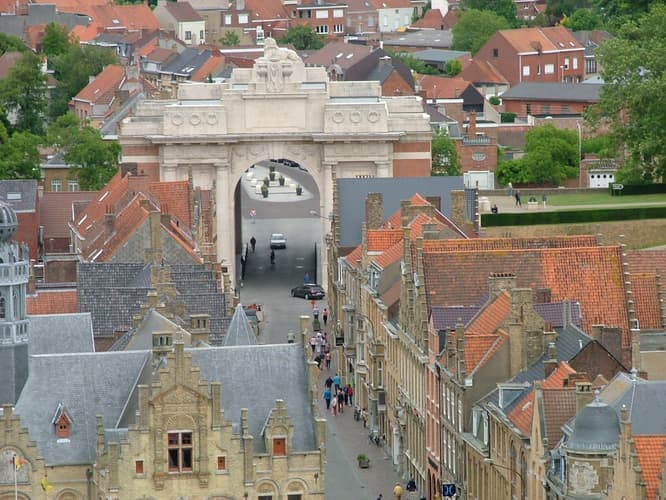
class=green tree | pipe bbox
[42,23,70,58]
[453,9,510,54]
[49,45,117,120]
[279,25,324,50]
[389,51,438,75]
[562,8,602,30]
[47,112,81,151]
[444,59,463,76]
[593,0,657,27]
[64,126,120,190]
[431,128,462,176]
[546,0,591,20]
[594,4,666,183]
[0,127,42,180]
[460,0,519,26]
[499,124,578,185]
[0,33,28,55]
[0,51,48,135]
[220,31,240,46]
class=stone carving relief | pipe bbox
[327,110,384,126]
[569,461,599,494]
[232,144,269,161]
[254,38,300,93]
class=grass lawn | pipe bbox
[545,192,666,206]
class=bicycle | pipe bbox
[369,430,383,446]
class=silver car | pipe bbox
[270,233,287,249]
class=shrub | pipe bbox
[489,96,500,105]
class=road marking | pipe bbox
[295,257,305,261]
[295,265,304,269]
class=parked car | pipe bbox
[291,284,325,300]
[270,233,287,249]
[277,158,300,168]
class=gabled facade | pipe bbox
[290,2,348,38]
[372,0,412,32]
[474,26,585,87]
[69,64,127,126]
[154,1,206,46]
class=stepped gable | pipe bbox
[26,289,78,315]
[633,436,666,500]
[28,313,94,356]
[421,242,630,364]
[14,350,150,466]
[191,344,315,453]
[222,304,257,347]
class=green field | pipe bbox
[545,192,666,206]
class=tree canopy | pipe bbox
[220,31,240,46]
[0,51,48,136]
[0,33,28,56]
[496,124,578,185]
[562,8,602,30]
[431,128,462,176]
[460,0,519,26]
[42,23,70,58]
[594,4,666,183]
[279,25,324,51]
[0,122,42,180]
[452,9,510,54]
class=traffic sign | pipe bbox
[442,483,457,497]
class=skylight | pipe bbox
[99,191,110,202]
[336,52,343,58]
[345,53,353,59]
[7,193,21,200]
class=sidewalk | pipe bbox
[318,352,409,500]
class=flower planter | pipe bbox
[296,186,303,196]
[357,455,370,468]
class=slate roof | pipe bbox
[411,49,469,63]
[160,47,213,77]
[14,351,150,466]
[382,29,453,49]
[337,177,464,247]
[121,308,191,351]
[191,344,316,452]
[500,82,602,102]
[421,242,630,364]
[604,378,666,435]
[0,180,37,212]
[343,49,414,89]
[28,313,95,356]
[303,42,374,71]
[633,436,666,500]
[222,304,257,347]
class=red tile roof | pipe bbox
[631,273,662,331]
[371,0,411,8]
[164,1,202,22]
[465,291,511,336]
[412,9,446,30]
[460,59,508,85]
[464,332,507,373]
[192,53,225,82]
[628,249,666,281]
[367,229,403,252]
[418,75,472,99]
[343,245,363,270]
[541,387,577,447]
[497,26,583,54]
[40,191,97,239]
[244,0,289,22]
[633,436,666,500]
[148,180,191,226]
[26,289,78,315]
[0,51,21,79]
[73,64,125,105]
[422,241,631,365]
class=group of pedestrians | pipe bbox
[310,332,331,369]
[323,373,354,417]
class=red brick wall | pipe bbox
[122,144,159,156]
[14,212,39,261]
[475,34,519,86]
[456,142,498,173]
[381,71,415,96]
[393,158,430,177]
[44,260,78,283]
[504,98,588,118]
[394,141,430,153]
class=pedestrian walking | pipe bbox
[542,193,548,207]
[240,255,246,280]
[325,376,333,389]
[250,236,256,253]
[377,495,383,500]
[331,395,338,416]
[324,342,331,354]
[361,408,368,427]
[323,388,331,409]
[325,351,331,370]
[270,249,275,265]
[249,208,256,223]
[312,305,320,320]
[347,384,354,406]
[333,373,341,392]
[322,308,328,326]
[515,190,522,207]
[315,354,323,370]
[393,482,403,500]
[310,336,316,353]
[304,272,311,283]
[337,390,344,413]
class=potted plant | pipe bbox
[269,171,276,181]
[279,175,285,186]
[296,185,303,196]
[357,454,370,468]
[261,184,269,198]
[263,177,270,187]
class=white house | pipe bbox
[372,0,413,33]
[154,1,206,45]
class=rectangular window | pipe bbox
[383,15,388,26]
[217,456,226,471]
[492,48,499,58]
[564,57,570,69]
[542,104,551,114]
[200,30,204,40]
[333,9,343,18]
[135,460,144,474]
[561,104,569,113]
[224,14,231,25]
[51,179,62,192]
[259,497,272,500]
[368,16,374,27]
[334,24,343,33]
[185,31,192,41]
[68,180,79,191]
[522,65,530,76]
[273,437,286,456]
[526,103,532,115]
[168,431,193,472]
[537,64,541,75]
[315,9,328,19]
[573,57,578,70]
[288,496,302,500]
[238,13,248,24]
[544,63,554,74]
[316,25,329,34]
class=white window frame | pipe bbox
[522,65,530,77]
[51,179,62,192]
[185,30,192,41]
[564,57,570,70]
[333,9,343,18]
[315,9,328,19]
[544,63,554,74]
[68,180,79,192]
[224,14,231,25]
[334,24,344,33]
[316,25,329,34]
[238,13,248,24]
[573,57,578,70]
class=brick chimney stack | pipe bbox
[365,193,384,230]
[468,111,477,137]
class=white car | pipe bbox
[270,233,287,249]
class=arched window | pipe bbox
[13,290,18,318]
[0,296,5,319]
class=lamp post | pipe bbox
[576,120,583,189]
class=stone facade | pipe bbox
[118,38,432,289]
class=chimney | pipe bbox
[488,272,516,299]
[365,193,384,230]
[468,111,477,137]
[105,208,115,234]
[425,196,441,211]
[575,381,593,413]
[543,342,557,378]
[144,210,163,264]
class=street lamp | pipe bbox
[576,120,583,189]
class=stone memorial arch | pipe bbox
[119,38,431,288]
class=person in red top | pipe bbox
[346,384,353,406]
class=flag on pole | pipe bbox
[11,455,24,471]
[41,476,53,493]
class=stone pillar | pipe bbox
[320,162,336,290]
[215,162,235,288]
[162,162,178,182]
[375,160,392,178]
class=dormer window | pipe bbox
[51,402,73,440]
[273,437,286,456]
